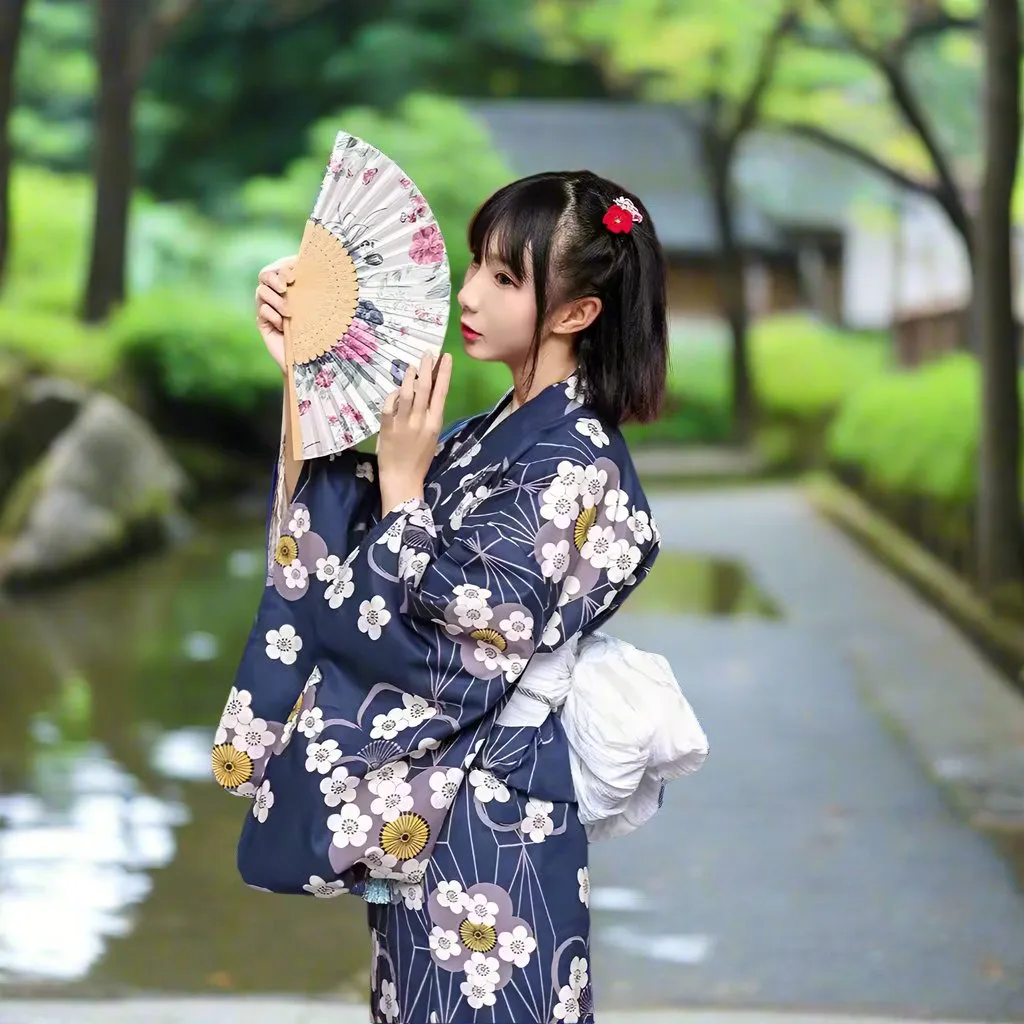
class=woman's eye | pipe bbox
[495,272,515,287]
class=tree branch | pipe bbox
[772,120,941,196]
[727,4,799,146]
[894,9,980,58]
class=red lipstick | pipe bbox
[460,321,481,341]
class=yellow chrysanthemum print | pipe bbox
[470,627,506,652]
[212,744,253,789]
[459,919,497,953]
[573,506,597,550]
[380,813,430,860]
[274,535,299,566]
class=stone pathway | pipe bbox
[586,485,1024,1018]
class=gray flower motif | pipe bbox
[427,881,534,989]
[441,597,536,679]
[270,502,329,601]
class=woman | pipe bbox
[215,170,669,1024]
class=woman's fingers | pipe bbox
[256,282,287,317]
[382,388,400,418]
[258,302,283,333]
[397,360,418,414]
[413,353,434,411]
[429,353,452,421]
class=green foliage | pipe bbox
[110,290,281,412]
[827,353,984,504]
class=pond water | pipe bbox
[0,514,777,997]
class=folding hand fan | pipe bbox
[282,130,452,461]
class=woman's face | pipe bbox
[456,251,538,367]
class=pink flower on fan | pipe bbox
[332,319,379,363]
[328,157,345,176]
[327,414,339,425]
[399,176,412,189]
[340,403,365,425]
[409,224,444,265]
[298,399,312,415]
[363,168,379,185]
[315,368,336,390]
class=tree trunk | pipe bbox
[976,0,1024,595]
[703,131,755,445]
[81,0,139,323]
[0,0,29,293]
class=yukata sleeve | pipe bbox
[233,440,658,896]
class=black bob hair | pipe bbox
[467,169,668,427]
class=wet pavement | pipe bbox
[2,486,1024,1019]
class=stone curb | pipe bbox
[1,1003,1016,1024]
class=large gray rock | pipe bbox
[0,392,188,589]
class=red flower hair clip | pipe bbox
[602,195,643,234]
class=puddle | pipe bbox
[0,513,775,996]
[629,550,781,618]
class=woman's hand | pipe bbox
[255,255,297,372]
[378,352,453,513]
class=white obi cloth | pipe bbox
[496,631,709,841]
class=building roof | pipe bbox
[465,100,876,254]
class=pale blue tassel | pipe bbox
[363,878,392,904]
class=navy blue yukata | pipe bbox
[213,374,662,1023]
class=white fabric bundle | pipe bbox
[495,631,709,841]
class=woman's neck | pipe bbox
[509,349,577,408]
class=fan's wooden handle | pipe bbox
[283,313,305,463]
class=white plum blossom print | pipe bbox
[557,574,582,607]
[520,799,554,843]
[462,892,499,926]
[553,984,582,1023]
[540,479,580,531]
[469,769,509,804]
[355,461,375,481]
[305,738,342,774]
[315,553,341,582]
[579,464,609,509]
[497,925,537,968]
[569,955,590,993]
[365,759,409,794]
[253,780,274,823]
[218,687,253,731]
[464,951,501,987]
[460,976,497,1011]
[433,879,466,912]
[398,692,437,729]
[399,882,424,910]
[369,779,414,822]
[575,417,609,448]
[327,802,372,849]
[324,565,355,608]
[303,874,348,898]
[454,593,493,630]
[282,560,308,590]
[398,546,431,583]
[429,926,462,961]
[401,859,426,885]
[358,596,391,640]
[363,846,399,877]
[456,441,481,467]
[605,539,643,584]
[320,765,358,807]
[540,538,572,582]
[564,374,584,409]
[581,525,617,569]
[370,711,404,741]
[297,706,324,738]
[472,637,504,671]
[542,611,563,647]
[453,583,491,603]
[429,767,463,809]
[627,507,654,544]
[578,866,590,907]
[379,978,400,1023]
[377,518,405,553]
[603,487,630,523]
[265,624,303,665]
[232,717,275,760]
[288,507,311,537]
[501,653,527,681]
[499,609,533,641]
[407,503,436,535]
[409,735,441,759]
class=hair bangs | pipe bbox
[467,175,570,287]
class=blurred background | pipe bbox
[3,0,1024,1018]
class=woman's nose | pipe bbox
[457,273,479,313]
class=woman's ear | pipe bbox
[550,296,602,337]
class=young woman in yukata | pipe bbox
[221,170,669,1024]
